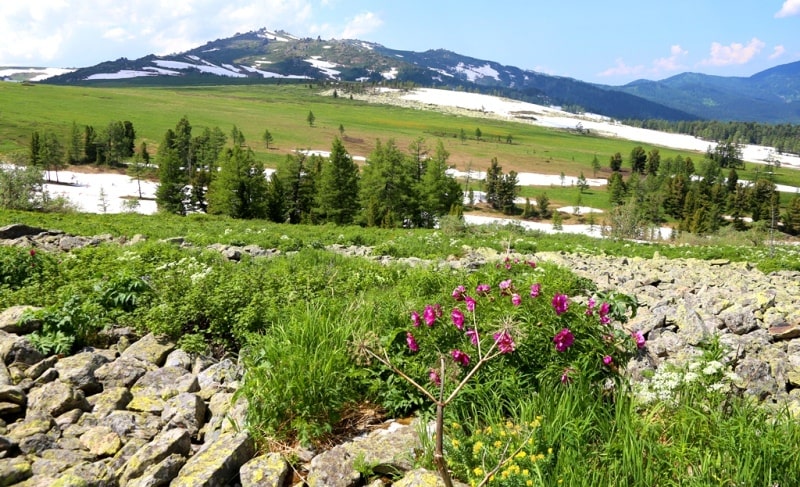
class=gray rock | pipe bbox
[240,453,290,487]
[197,358,239,392]
[88,387,132,417]
[26,380,90,417]
[57,461,116,487]
[0,306,41,334]
[55,352,110,395]
[120,333,176,366]
[95,356,154,389]
[25,356,59,381]
[79,426,122,457]
[720,305,760,335]
[118,428,191,485]
[0,224,48,240]
[0,334,44,367]
[163,349,193,370]
[170,432,255,487]
[126,453,186,487]
[161,392,206,437]
[18,432,58,455]
[0,456,33,486]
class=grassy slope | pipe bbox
[2,82,800,210]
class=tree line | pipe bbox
[623,119,800,156]
[155,117,464,227]
[602,142,800,237]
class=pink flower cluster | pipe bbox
[553,328,574,352]
[552,293,569,316]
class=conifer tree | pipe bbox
[416,140,463,228]
[314,137,360,224]
[207,142,268,219]
[358,139,416,227]
[155,129,188,215]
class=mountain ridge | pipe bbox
[10,28,800,124]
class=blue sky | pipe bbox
[1,1,798,85]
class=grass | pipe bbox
[2,211,800,485]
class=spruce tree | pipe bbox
[155,130,187,215]
[416,140,463,228]
[207,143,268,219]
[314,137,360,224]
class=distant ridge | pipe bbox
[36,28,800,124]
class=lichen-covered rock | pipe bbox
[161,392,206,437]
[53,461,116,486]
[95,356,154,389]
[0,456,33,486]
[392,468,452,487]
[170,432,255,487]
[26,380,90,417]
[80,425,122,457]
[306,444,361,487]
[55,352,110,395]
[197,358,239,392]
[118,428,191,485]
[126,453,186,487]
[240,453,290,487]
[0,306,41,334]
[88,386,132,417]
[164,349,193,370]
[7,414,55,441]
[0,333,44,367]
[120,333,176,367]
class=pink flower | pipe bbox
[466,328,479,346]
[631,330,646,349]
[429,369,441,386]
[451,349,470,366]
[600,315,611,325]
[499,279,512,293]
[553,328,574,352]
[452,285,466,301]
[511,293,522,307]
[586,298,596,316]
[423,305,436,327]
[561,368,573,384]
[451,308,465,330]
[406,332,419,352]
[493,331,516,354]
[527,261,537,268]
[552,293,569,316]
[465,295,476,313]
[603,355,613,366]
[530,283,541,298]
[29,249,36,257]
[599,302,610,317]
[411,311,421,328]
[476,284,491,295]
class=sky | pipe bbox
[1,1,799,85]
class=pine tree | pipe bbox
[314,137,360,224]
[536,193,551,219]
[155,130,187,215]
[416,140,462,228]
[485,157,502,209]
[207,144,268,219]
[552,210,563,230]
[358,139,416,227]
[607,172,627,206]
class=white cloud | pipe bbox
[0,1,321,66]
[769,45,786,59]
[339,11,382,39]
[775,0,800,17]
[700,38,765,66]
[597,58,645,78]
[651,44,688,74]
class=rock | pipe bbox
[126,453,186,487]
[25,356,59,381]
[7,414,55,441]
[0,224,48,240]
[0,456,33,486]
[120,333,176,367]
[240,453,290,487]
[54,352,110,395]
[95,356,154,388]
[164,349,193,370]
[0,306,41,334]
[170,432,255,487]
[54,461,116,486]
[0,334,44,367]
[18,432,58,455]
[88,387,132,417]
[197,358,239,392]
[118,428,191,485]
[26,380,90,417]
[79,425,122,457]
[161,392,206,437]
[769,323,800,341]
[0,385,26,408]
[393,468,452,487]
[720,305,760,335]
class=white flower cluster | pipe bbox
[635,356,740,406]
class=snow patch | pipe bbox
[453,62,500,82]
[0,67,74,81]
[382,67,399,80]
[305,58,341,78]
[152,59,247,78]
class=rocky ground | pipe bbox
[1,224,800,485]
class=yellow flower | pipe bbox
[506,421,514,429]
[515,451,527,459]
[526,481,533,486]
[473,467,484,477]
[473,441,484,454]
[451,439,460,448]
[500,431,507,437]
[522,469,530,477]
[548,447,553,455]
[558,479,563,484]
[494,440,503,448]
[452,422,461,429]
[535,453,545,461]
[484,426,493,434]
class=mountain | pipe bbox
[39,28,799,123]
[608,60,800,123]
